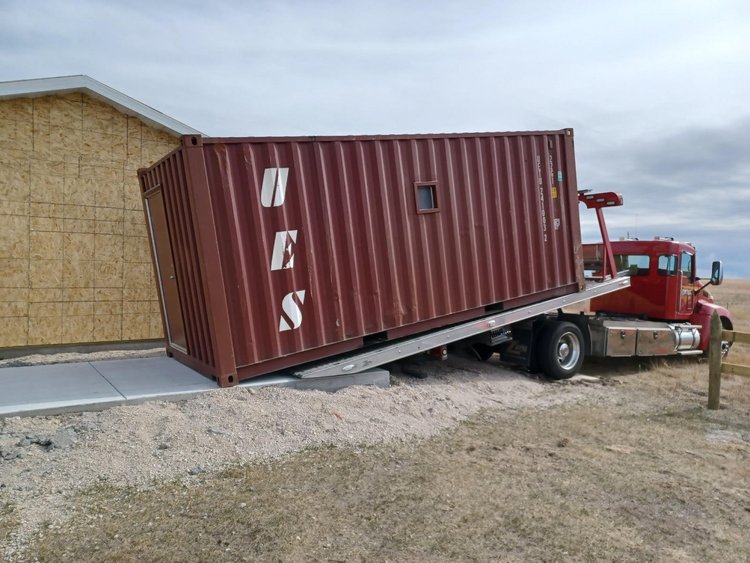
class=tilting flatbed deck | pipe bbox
[291,277,630,378]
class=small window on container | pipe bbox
[414,182,438,214]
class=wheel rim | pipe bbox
[556,331,581,370]
[721,340,732,359]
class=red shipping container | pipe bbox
[139,130,585,386]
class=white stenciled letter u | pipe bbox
[260,167,289,207]
[279,290,306,332]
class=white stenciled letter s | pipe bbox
[279,290,306,332]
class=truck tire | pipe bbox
[538,321,584,380]
[721,317,733,359]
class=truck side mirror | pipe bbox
[710,260,724,286]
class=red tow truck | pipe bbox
[493,191,732,379]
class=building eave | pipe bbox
[0,75,201,136]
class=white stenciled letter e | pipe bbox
[270,230,298,271]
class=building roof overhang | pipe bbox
[0,75,201,136]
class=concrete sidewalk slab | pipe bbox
[0,362,124,416]
[90,357,217,400]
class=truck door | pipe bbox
[678,251,695,316]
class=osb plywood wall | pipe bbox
[0,92,178,348]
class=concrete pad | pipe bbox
[239,368,390,393]
[0,362,124,417]
[90,357,218,401]
[283,368,390,392]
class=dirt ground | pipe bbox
[1,281,749,562]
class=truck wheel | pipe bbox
[538,321,584,380]
[721,317,733,359]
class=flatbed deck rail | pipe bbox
[292,276,630,379]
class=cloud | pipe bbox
[577,118,750,278]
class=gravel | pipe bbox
[0,347,165,368]
[0,352,600,559]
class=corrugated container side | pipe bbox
[143,130,584,385]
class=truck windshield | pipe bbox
[614,254,650,276]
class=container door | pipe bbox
[145,190,187,353]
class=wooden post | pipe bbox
[707,311,723,410]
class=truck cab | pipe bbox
[583,238,733,352]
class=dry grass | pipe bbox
[713,279,750,365]
[15,279,750,562]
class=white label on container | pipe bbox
[536,155,548,242]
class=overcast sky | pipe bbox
[2,0,749,278]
